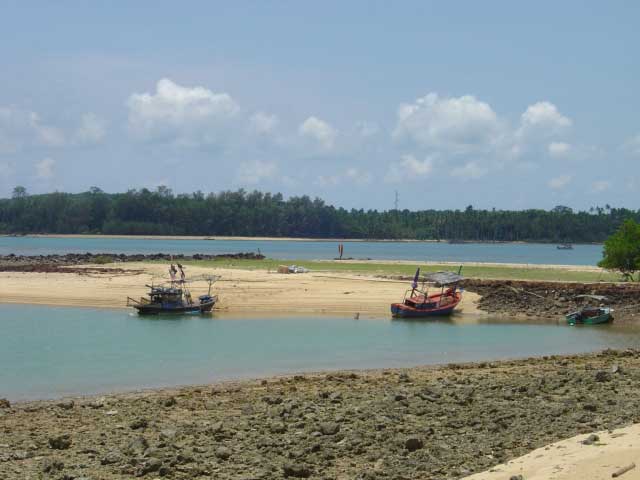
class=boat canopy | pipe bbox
[424,271,464,286]
[575,294,610,302]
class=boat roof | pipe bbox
[575,294,610,301]
[425,271,464,285]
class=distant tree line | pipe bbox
[1,186,637,242]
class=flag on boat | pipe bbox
[411,268,420,289]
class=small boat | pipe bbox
[127,264,219,315]
[391,269,463,318]
[566,306,613,325]
[557,243,574,250]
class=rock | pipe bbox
[159,429,177,441]
[404,436,424,452]
[263,395,283,405]
[12,450,32,460]
[509,475,524,480]
[42,458,64,473]
[89,397,105,408]
[163,396,177,407]
[270,422,287,434]
[581,433,600,445]
[101,449,124,465]
[595,371,612,382]
[48,434,72,450]
[215,446,232,460]
[612,364,622,374]
[0,398,10,408]
[126,436,149,456]
[130,418,148,430]
[57,399,74,410]
[398,372,411,383]
[319,422,340,435]
[283,462,312,478]
[135,457,162,476]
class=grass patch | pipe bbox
[146,258,622,283]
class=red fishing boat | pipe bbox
[391,269,463,318]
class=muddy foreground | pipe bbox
[1,349,640,479]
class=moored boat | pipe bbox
[127,264,219,315]
[391,269,463,318]
[566,306,612,325]
[557,243,574,250]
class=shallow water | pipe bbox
[0,236,603,265]
[2,304,639,400]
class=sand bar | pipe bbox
[0,262,481,315]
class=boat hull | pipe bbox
[566,307,612,325]
[133,296,217,315]
[391,292,462,318]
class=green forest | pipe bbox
[1,186,636,242]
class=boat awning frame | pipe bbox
[424,271,464,285]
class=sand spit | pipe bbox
[1,350,640,479]
[0,262,481,315]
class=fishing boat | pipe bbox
[127,264,219,315]
[566,306,613,325]
[557,243,574,250]
[391,269,463,318]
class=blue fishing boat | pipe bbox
[127,264,219,315]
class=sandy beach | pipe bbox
[0,262,481,315]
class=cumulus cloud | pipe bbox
[450,161,488,180]
[235,160,277,185]
[249,112,278,135]
[548,141,571,158]
[127,78,240,146]
[592,180,611,192]
[315,167,372,187]
[35,157,55,179]
[393,93,502,154]
[0,107,65,153]
[518,101,571,138]
[548,174,572,190]
[74,113,106,145]
[299,116,337,150]
[385,154,434,183]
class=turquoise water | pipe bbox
[0,236,603,265]
[2,304,639,401]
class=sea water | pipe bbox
[1,304,638,400]
[0,236,603,265]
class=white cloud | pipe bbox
[235,160,277,185]
[315,167,373,187]
[127,78,240,146]
[299,116,337,149]
[35,157,55,179]
[548,174,572,190]
[548,141,571,158]
[393,93,502,154]
[518,101,571,138]
[623,134,640,156]
[249,112,278,135]
[0,107,65,153]
[450,161,487,180]
[74,113,106,145]
[385,154,434,183]
[592,180,611,192]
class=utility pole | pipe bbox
[394,190,399,211]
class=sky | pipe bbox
[0,1,638,210]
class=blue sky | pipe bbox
[0,1,638,210]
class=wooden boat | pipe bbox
[127,267,219,315]
[566,306,612,325]
[557,243,573,250]
[391,269,463,318]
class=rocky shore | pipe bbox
[464,279,640,323]
[2,350,640,479]
[0,252,265,272]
